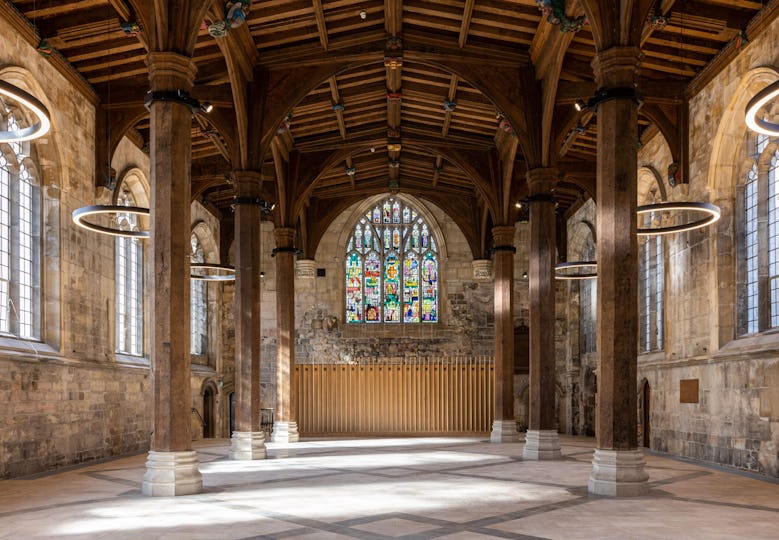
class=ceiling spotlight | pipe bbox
[359,10,367,19]
[574,99,586,112]
[370,146,376,153]
[515,202,523,209]
[201,101,214,113]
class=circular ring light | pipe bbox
[191,263,236,281]
[636,202,720,236]
[745,80,779,137]
[72,205,150,238]
[0,81,51,142]
[555,261,597,280]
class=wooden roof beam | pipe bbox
[458,0,476,48]
[312,0,329,50]
[385,0,403,37]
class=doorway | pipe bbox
[203,385,216,438]
[640,380,651,448]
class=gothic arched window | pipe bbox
[639,214,664,352]
[738,133,779,335]
[579,238,596,355]
[115,188,143,355]
[190,233,207,354]
[345,198,438,324]
[0,110,41,339]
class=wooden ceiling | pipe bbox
[3,0,774,253]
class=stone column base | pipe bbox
[490,420,520,443]
[141,450,203,497]
[230,431,267,460]
[522,429,561,460]
[271,421,300,443]
[588,448,650,497]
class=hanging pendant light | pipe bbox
[72,204,150,238]
[555,261,597,280]
[0,81,51,142]
[636,201,720,236]
[745,80,779,136]
[190,263,236,281]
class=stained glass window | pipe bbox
[345,198,439,324]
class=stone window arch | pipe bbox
[738,133,779,335]
[0,112,41,339]
[114,171,148,356]
[344,196,440,324]
[637,167,665,352]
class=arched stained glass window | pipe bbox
[190,233,207,355]
[345,198,438,324]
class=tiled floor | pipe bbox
[1,435,778,539]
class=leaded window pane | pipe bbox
[345,198,438,325]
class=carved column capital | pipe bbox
[591,47,642,88]
[273,227,296,249]
[491,225,516,248]
[526,167,557,197]
[232,170,262,198]
[146,52,197,91]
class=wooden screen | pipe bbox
[295,356,494,436]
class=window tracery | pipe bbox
[345,198,438,324]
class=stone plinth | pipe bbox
[296,259,317,279]
[471,259,493,281]
[141,451,202,496]
[229,431,267,460]
[490,420,520,443]
[522,429,561,460]
[271,421,300,443]
[588,449,649,496]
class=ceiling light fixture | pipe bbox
[0,81,51,142]
[555,261,597,280]
[745,80,779,136]
[190,263,236,281]
[636,202,720,236]
[72,205,150,238]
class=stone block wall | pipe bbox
[0,357,150,478]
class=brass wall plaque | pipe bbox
[680,379,699,403]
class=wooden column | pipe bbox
[141,52,202,496]
[490,225,519,442]
[229,171,267,460]
[523,168,561,459]
[271,227,299,443]
[588,47,649,496]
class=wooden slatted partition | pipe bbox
[295,356,494,436]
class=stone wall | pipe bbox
[0,356,150,478]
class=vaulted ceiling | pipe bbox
[3,0,775,256]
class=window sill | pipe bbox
[713,331,779,359]
[0,335,59,360]
[116,353,149,367]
